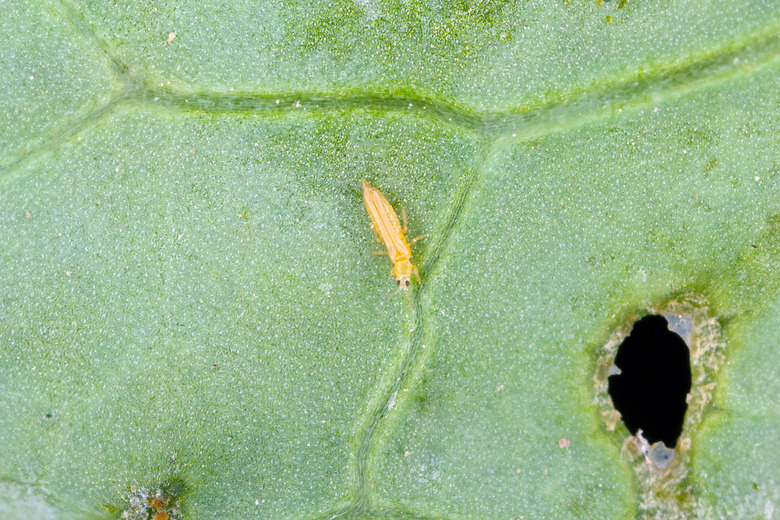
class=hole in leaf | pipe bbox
[607,314,691,448]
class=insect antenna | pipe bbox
[383,285,405,302]
[381,285,416,310]
[403,289,415,310]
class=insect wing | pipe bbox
[362,182,409,260]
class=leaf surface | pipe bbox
[1,1,779,519]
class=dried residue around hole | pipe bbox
[593,294,725,518]
[120,483,183,520]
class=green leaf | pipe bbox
[1,0,778,519]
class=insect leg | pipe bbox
[412,265,421,284]
[372,250,388,255]
[401,207,408,234]
[372,223,383,243]
[409,233,428,245]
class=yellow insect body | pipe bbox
[362,180,424,298]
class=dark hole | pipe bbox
[607,314,692,447]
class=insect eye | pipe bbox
[397,279,401,285]
[405,280,411,287]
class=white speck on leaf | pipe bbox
[352,0,382,21]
